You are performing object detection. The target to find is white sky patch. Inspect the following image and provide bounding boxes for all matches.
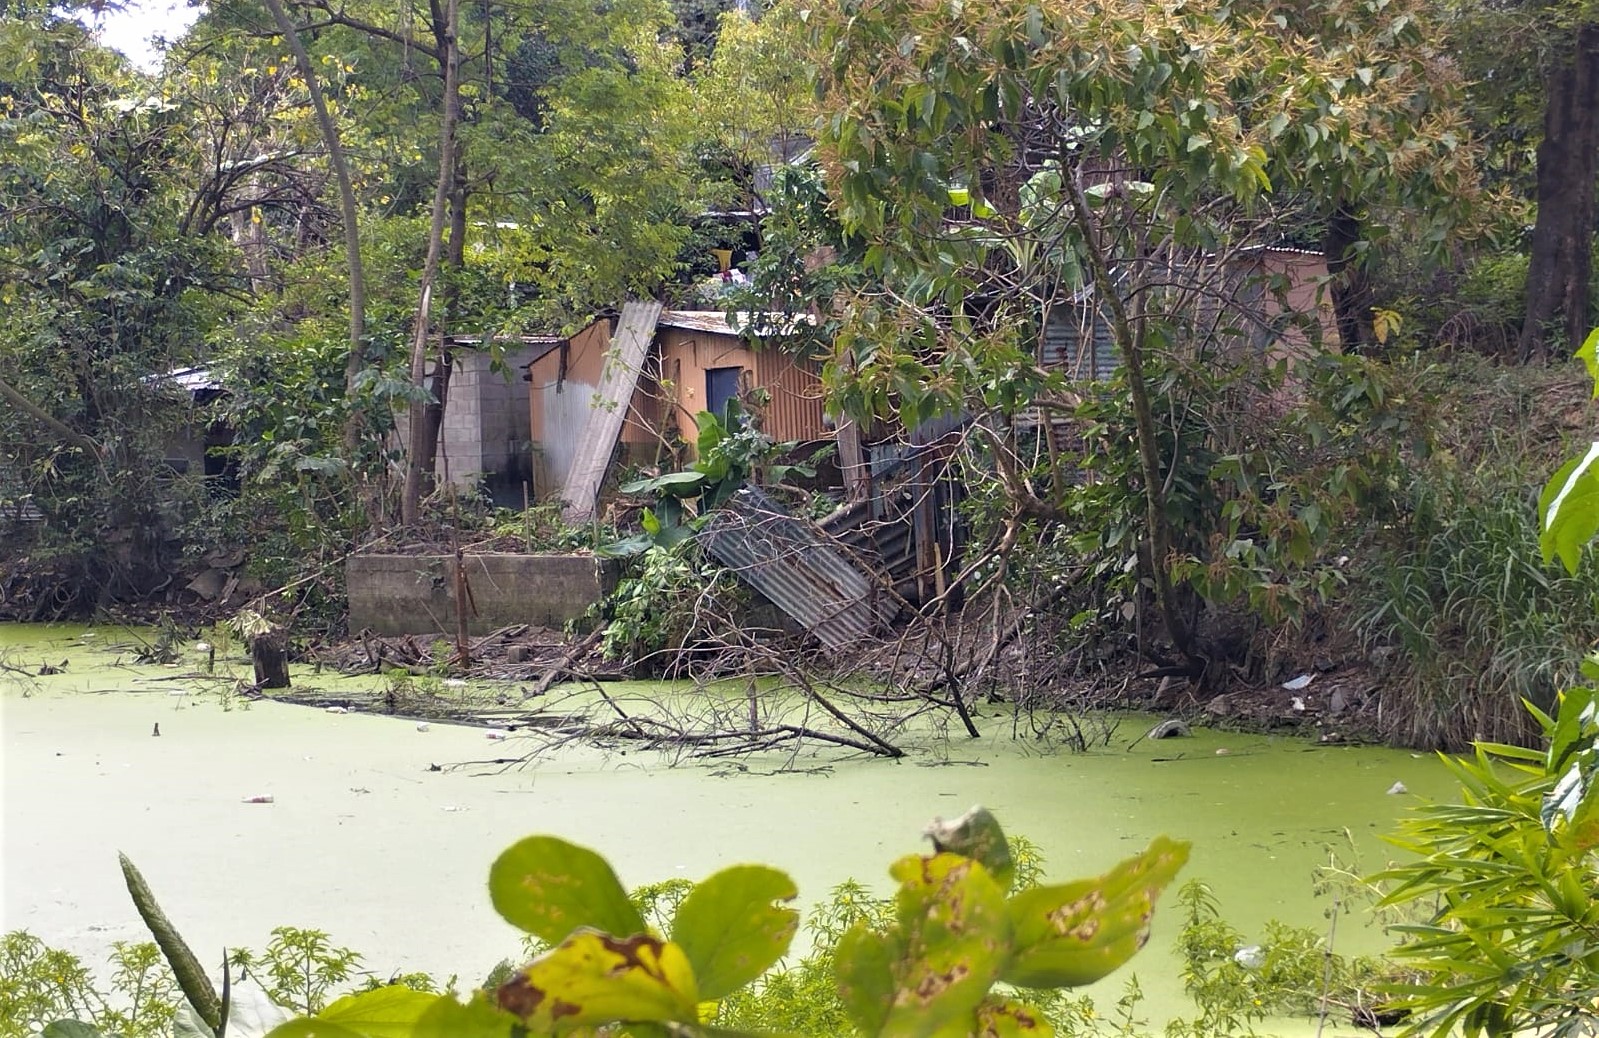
[80,0,204,72]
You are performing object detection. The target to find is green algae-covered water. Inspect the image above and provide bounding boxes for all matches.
[0,623,1458,1031]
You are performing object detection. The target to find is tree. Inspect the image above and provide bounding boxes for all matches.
[808,0,1482,666]
[0,18,223,576]
[1520,23,1599,359]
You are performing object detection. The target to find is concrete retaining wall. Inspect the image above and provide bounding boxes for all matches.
[347,553,619,636]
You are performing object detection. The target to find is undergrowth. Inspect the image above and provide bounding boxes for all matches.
[1353,468,1599,749]
[2,838,1393,1038]
[1255,355,1599,750]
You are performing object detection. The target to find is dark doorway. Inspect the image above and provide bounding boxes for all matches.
[706,366,743,422]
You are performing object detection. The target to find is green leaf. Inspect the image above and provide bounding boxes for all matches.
[924,806,1015,890]
[263,1022,369,1038]
[1577,327,1599,397]
[172,1007,214,1038]
[834,922,898,1036]
[119,854,222,1034]
[620,471,707,497]
[410,995,521,1038]
[854,853,1011,1037]
[42,1023,105,1038]
[299,988,440,1038]
[1003,835,1189,988]
[489,836,646,943]
[695,411,729,456]
[1539,443,1599,573]
[974,997,1056,1037]
[494,931,699,1031]
[670,865,799,999]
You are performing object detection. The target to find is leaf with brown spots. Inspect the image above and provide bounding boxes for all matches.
[837,852,1011,1036]
[488,836,646,944]
[1002,836,1189,989]
[495,930,699,1032]
[975,995,1056,1038]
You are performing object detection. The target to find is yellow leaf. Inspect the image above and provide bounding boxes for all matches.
[495,931,698,1032]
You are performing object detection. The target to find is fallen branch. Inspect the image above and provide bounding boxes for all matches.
[530,627,606,697]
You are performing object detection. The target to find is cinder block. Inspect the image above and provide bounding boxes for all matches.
[347,554,621,636]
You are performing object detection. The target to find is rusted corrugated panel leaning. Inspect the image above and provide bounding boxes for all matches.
[700,487,894,652]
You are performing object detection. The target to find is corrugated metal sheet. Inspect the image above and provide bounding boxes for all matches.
[1044,301,1118,380]
[701,487,894,651]
[562,300,663,523]
[659,310,818,336]
[145,366,223,392]
[659,310,735,334]
[749,349,827,441]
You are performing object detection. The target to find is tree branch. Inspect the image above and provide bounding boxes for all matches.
[0,377,99,456]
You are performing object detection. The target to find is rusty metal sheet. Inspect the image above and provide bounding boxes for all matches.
[701,488,894,651]
[561,300,663,523]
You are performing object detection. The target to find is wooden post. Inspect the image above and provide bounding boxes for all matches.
[250,632,290,689]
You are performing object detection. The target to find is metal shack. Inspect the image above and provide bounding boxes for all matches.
[525,309,828,509]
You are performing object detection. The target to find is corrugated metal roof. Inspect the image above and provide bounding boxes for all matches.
[145,366,224,392]
[659,311,817,337]
[445,333,565,346]
[701,487,894,651]
[1236,244,1326,258]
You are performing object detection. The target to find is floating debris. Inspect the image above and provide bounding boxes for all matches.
[416,722,431,732]
[241,794,274,804]
[1148,719,1192,740]
[1387,781,1408,795]
[1282,674,1315,691]
[325,706,349,714]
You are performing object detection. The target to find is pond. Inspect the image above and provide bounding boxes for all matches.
[0,623,1459,1030]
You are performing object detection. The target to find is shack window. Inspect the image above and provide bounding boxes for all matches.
[706,366,743,422]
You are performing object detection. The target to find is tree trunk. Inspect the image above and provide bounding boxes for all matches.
[260,0,367,453]
[251,632,291,689]
[1062,168,1196,666]
[420,160,470,488]
[418,352,453,483]
[1323,202,1376,352]
[1520,23,1599,361]
[400,0,462,525]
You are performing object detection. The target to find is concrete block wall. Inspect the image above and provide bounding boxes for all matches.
[436,347,541,488]
[347,553,621,636]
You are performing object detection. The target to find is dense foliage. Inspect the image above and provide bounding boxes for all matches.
[0,0,1596,751]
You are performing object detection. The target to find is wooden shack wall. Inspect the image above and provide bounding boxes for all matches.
[527,319,667,499]
[653,326,828,448]
[1248,250,1338,360]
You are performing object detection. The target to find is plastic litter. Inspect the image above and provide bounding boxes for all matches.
[242,795,274,804]
[1282,674,1315,691]
[1387,781,1408,795]
[416,722,431,732]
[325,706,348,714]
[485,729,510,741]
